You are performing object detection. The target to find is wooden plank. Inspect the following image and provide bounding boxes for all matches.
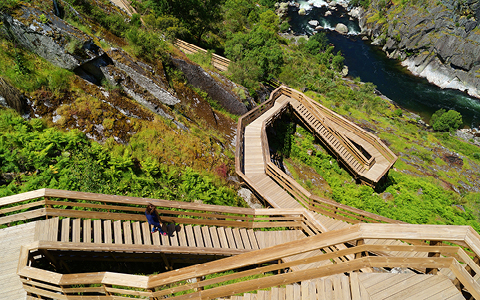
[209,227,221,248]
[114,220,123,244]
[177,225,188,247]
[194,226,204,248]
[104,220,112,244]
[267,287,276,300]
[308,281,316,300]
[301,280,309,300]
[324,278,333,300]
[217,227,229,248]
[350,273,361,300]
[48,217,59,241]
[132,222,143,245]
[316,279,326,300]
[123,221,133,245]
[202,226,213,248]
[391,274,452,300]
[247,229,259,249]
[240,228,252,250]
[293,283,301,299]
[233,228,244,249]
[185,225,195,247]
[83,219,91,243]
[225,227,237,249]
[61,218,70,242]
[286,285,294,300]
[365,273,416,295]
[370,274,431,298]
[142,222,151,246]
[340,275,351,300]
[152,230,161,246]
[168,224,179,246]
[93,219,102,244]
[72,218,81,243]
[34,219,46,241]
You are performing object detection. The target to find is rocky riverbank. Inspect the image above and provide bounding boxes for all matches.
[354,0,480,99]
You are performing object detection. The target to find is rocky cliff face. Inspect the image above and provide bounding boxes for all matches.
[0,3,246,143]
[357,0,480,98]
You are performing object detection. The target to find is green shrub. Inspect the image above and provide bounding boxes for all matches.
[39,14,49,24]
[430,109,463,132]
[0,0,20,12]
[279,21,289,32]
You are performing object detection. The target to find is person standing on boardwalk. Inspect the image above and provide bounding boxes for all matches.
[145,203,167,235]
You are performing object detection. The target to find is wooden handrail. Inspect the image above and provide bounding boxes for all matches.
[309,99,397,163]
[17,223,480,299]
[0,189,325,234]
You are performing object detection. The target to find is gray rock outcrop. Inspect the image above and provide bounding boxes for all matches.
[0,6,102,71]
[172,57,249,115]
[356,1,480,98]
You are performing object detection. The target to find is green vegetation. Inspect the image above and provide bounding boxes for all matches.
[430,108,463,132]
[274,124,479,231]
[0,108,243,206]
[0,39,73,95]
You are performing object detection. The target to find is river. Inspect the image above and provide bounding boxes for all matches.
[287,3,480,128]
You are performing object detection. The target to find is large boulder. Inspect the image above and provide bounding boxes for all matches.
[0,6,103,70]
[335,23,349,34]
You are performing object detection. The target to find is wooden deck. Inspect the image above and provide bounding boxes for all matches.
[230,273,464,300]
[33,217,313,255]
[0,222,36,300]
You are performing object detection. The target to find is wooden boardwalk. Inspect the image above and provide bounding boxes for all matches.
[33,217,318,257]
[0,222,36,300]
[230,273,464,300]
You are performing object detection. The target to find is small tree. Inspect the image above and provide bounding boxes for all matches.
[430,109,463,132]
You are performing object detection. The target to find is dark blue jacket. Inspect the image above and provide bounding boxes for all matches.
[145,211,160,226]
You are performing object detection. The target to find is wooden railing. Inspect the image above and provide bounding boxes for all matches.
[0,189,324,236]
[174,39,230,72]
[17,223,480,299]
[309,99,397,164]
[295,91,372,172]
[235,86,401,225]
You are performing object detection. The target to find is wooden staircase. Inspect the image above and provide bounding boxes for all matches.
[291,99,366,175]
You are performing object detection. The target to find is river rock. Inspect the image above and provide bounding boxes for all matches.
[275,2,289,18]
[0,6,103,71]
[298,8,306,16]
[335,23,349,34]
[308,20,319,27]
[325,11,332,17]
[315,26,324,31]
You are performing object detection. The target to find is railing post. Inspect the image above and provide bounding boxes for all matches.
[355,239,367,261]
[44,196,50,219]
[426,240,441,274]
[194,277,203,292]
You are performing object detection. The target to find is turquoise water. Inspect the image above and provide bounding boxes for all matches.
[288,5,480,128]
